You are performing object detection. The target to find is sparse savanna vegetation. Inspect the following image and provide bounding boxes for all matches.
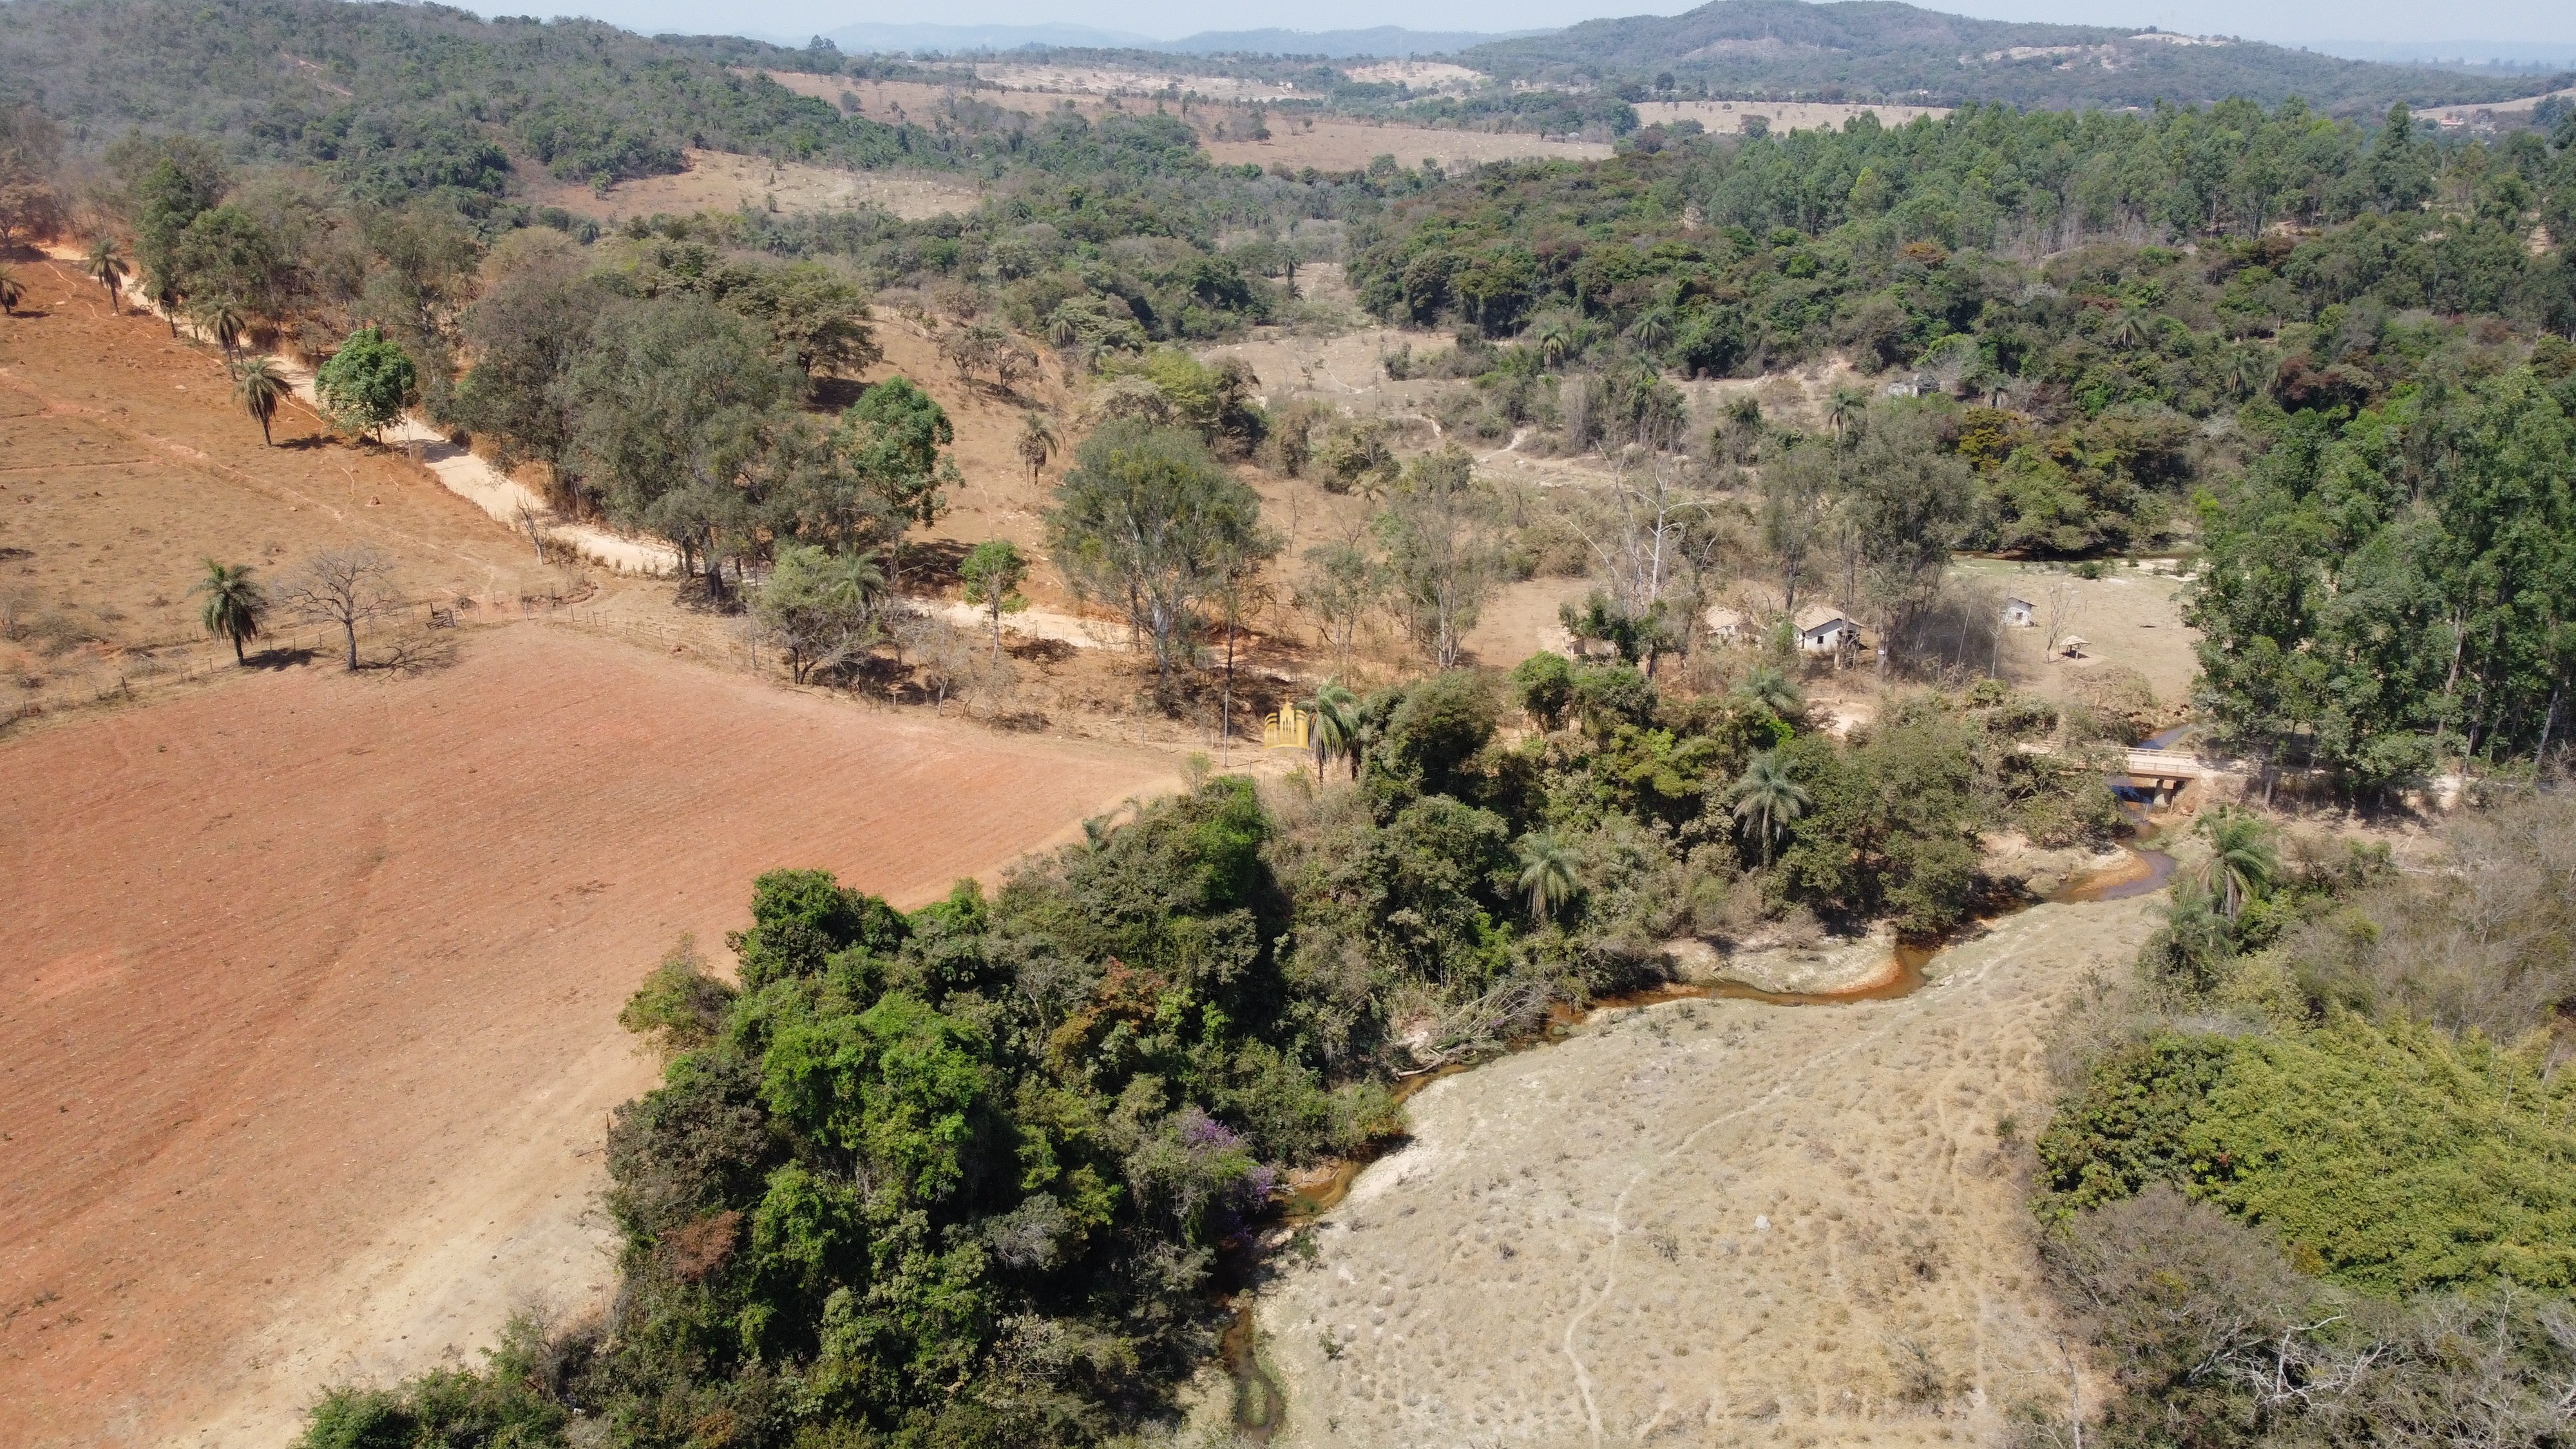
[10,1,2576,1446]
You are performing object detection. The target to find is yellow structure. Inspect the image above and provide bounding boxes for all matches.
[1262,702,1312,752]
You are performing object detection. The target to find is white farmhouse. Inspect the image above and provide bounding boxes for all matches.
[1795,605,1858,656]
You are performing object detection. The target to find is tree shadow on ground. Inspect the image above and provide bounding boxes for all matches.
[362,634,460,676]
[899,537,973,591]
[243,644,319,670]
[1007,638,1077,667]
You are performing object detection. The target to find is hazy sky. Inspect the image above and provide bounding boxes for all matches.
[463,0,2576,49]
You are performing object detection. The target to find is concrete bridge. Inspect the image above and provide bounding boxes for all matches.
[2120,748,2220,806]
[2015,743,2240,808]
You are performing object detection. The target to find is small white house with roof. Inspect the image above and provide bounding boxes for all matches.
[1795,605,1859,656]
[2002,595,2036,627]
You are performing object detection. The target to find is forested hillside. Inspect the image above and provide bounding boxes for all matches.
[1463,0,2565,112]
[1348,99,2576,777]
[0,0,957,199]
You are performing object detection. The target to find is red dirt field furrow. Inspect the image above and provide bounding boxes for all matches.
[0,625,1176,1448]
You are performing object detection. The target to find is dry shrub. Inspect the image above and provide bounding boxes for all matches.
[2045,1185,2576,1447]
[1505,516,1590,580]
[2066,664,2161,746]
[0,590,106,656]
[2275,789,2576,1045]
[662,1209,741,1284]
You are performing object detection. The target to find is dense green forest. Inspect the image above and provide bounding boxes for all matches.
[1461,0,2566,113]
[299,655,2126,1448]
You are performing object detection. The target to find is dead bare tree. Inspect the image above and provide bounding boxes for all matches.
[280,547,399,670]
[1566,448,1731,674]
[2040,575,2082,668]
[513,502,548,564]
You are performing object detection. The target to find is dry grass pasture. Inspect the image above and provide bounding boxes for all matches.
[1630,100,1953,134]
[1245,893,2159,1448]
[1956,558,2202,708]
[755,70,1609,175]
[519,147,982,221]
[971,63,1302,101]
[1,258,564,717]
[1201,117,1612,173]
[0,625,1177,1448]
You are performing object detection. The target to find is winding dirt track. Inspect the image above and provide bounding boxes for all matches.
[0,627,1174,1448]
[1254,895,2160,1448]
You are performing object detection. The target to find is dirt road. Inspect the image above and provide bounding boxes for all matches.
[0,626,1176,1448]
[1248,893,2160,1447]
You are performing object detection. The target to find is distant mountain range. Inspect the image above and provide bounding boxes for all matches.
[1458,0,2564,113]
[784,2,2566,115]
[2307,40,2576,71]
[818,23,1541,58]
[817,23,1157,53]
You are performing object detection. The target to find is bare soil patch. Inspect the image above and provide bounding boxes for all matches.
[0,625,1176,1448]
[0,258,564,721]
[519,147,981,222]
[1242,893,2160,1447]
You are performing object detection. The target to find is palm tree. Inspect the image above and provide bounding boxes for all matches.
[2195,808,2279,920]
[1516,831,1579,923]
[1826,387,1867,442]
[191,559,267,663]
[1726,751,1810,868]
[1015,412,1059,485]
[194,296,247,366]
[0,263,21,316]
[2106,309,2148,350]
[1307,679,1360,782]
[84,236,127,314]
[1730,665,1804,720]
[148,270,182,337]
[1531,319,1572,368]
[234,356,290,446]
[2218,349,2257,398]
[1629,307,1675,352]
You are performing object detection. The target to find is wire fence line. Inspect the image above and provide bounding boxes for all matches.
[2,595,571,728]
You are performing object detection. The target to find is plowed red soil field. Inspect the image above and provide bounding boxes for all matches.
[0,626,1175,1448]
